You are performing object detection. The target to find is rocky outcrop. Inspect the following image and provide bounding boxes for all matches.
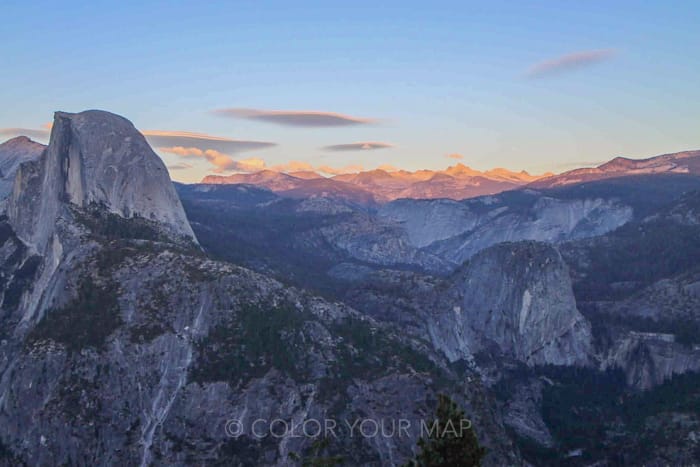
[604,332,700,390]
[7,110,196,251]
[0,136,45,204]
[319,214,453,275]
[378,198,479,248]
[381,194,632,264]
[531,149,700,188]
[501,379,554,448]
[428,242,593,367]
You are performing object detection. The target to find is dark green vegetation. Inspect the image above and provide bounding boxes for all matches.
[190,302,315,385]
[128,322,170,344]
[407,394,486,467]
[179,194,350,296]
[27,276,121,352]
[0,216,14,244]
[2,254,41,311]
[567,221,700,301]
[288,438,345,467]
[72,203,200,252]
[546,174,700,218]
[0,439,23,465]
[0,219,35,328]
[585,308,700,347]
[214,437,276,466]
[190,301,441,392]
[73,204,167,242]
[565,189,700,302]
[506,367,700,466]
[320,316,439,399]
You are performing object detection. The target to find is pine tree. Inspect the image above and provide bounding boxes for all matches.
[407,394,486,467]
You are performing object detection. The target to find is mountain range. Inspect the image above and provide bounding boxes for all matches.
[1,111,700,466]
[202,164,551,204]
[200,150,700,205]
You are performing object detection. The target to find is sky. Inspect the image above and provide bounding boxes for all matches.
[1,1,699,183]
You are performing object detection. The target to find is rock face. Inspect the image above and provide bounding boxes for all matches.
[7,110,196,251]
[381,194,633,263]
[378,198,478,248]
[0,136,45,202]
[318,213,453,275]
[531,149,700,188]
[604,332,700,390]
[500,378,554,448]
[429,242,593,366]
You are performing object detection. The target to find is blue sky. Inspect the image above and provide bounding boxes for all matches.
[1,1,699,182]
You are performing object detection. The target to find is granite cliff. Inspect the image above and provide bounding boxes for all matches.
[7,110,196,252]
[428,242,593,367]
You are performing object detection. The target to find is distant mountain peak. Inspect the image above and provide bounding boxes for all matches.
[1,135,41,146]
[198,162,554,202]
[532,149,700,189]
[443,163,482,177]
[598,156,638,172]
[288,170,322,179]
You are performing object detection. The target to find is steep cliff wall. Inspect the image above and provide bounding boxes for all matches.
[428,241,593,367]
[7,110,196,251]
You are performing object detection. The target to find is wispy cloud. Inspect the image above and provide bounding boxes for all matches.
[213,108,377,127]
[525,49,616,78]
[446,153,464,160]
[158,146,258,172]
[554,159,608,170]
[159,141,368,176]
[270,160,315,172]
[167,162,194,171]
[272,160,367,175]
[142,130,275,153]
[0,127,50,140]
[323,141,393,151]
[230,157,267,172]
[158,146,205,158]
[377,164,399,172]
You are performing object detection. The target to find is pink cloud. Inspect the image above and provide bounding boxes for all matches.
[525,49,616,78]
[0,127,50,140]
[323,141,393,152]
[213,108,377,127]
[142,130,275,153]
[159,145,249,172]
[158,146,204,157]
[167,162,194,171]
[160,145,367,176]
[270,160,316,172]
